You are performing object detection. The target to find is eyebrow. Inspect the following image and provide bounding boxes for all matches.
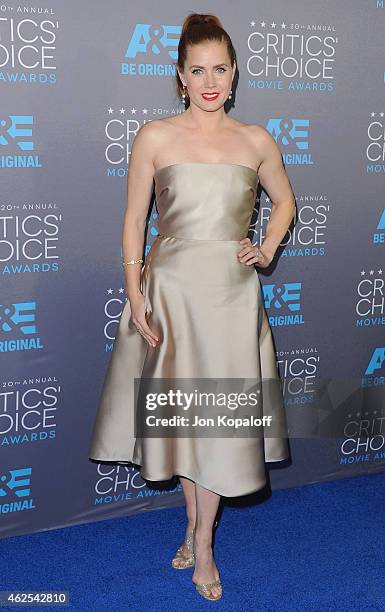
[189,63,229,69]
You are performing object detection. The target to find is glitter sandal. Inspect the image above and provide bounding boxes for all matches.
[171,528,195,569]
[195,576,222,601]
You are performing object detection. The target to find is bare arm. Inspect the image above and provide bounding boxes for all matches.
[122,121,157,300]
[253,126,296,260]
[120,121,161,347]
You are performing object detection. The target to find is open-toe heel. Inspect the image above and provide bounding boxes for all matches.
[192,527,222,601]
[171,528,195,569]
[195,576,222,601]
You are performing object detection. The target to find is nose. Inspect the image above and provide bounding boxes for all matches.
[204,72,217,88]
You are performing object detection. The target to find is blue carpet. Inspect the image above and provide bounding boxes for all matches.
[1,471,384,611]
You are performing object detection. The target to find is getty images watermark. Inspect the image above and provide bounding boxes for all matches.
[133,378,289,439]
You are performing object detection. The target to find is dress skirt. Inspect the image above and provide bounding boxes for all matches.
[88,234,289,497]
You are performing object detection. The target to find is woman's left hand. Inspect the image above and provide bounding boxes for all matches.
[237,237,273,269]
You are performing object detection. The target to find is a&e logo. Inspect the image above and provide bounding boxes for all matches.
[0,301,44,352]
[373,208,385,244]
[0,467,36,514]
[364,347,385,381]
[122,23,181,76]
[266,118,313,166]
[0,115,42,168]
[262,281,304,327]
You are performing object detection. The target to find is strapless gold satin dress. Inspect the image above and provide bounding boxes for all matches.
[88,163,289,497]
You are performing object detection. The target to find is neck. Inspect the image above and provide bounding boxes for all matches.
[183,103,228,133]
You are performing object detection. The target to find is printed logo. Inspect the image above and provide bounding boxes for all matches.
[277,346,320,406]
[366,112,385,174]
[262,281,304,326]
[247,20,338,93]
[102,289,126,352]
[105,106,150,172]
[373,208,385,244]
[249,193,329,257]
[0,13,58,84]
[340,410,385,466]
[356,269,384,326]
[122,24,181,76]
[266,118,313,165]
[364,347,385,377]
[0,379,59,445]
[0,214,62,274]
[92,464,181,504]
[0,115,42,168]
[0,467,35,514]
[338,350,385,465]
[0,301,43,352]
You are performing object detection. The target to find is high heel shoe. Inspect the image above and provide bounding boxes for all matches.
[171,528,195,569]
[192,532,222,601]
[195,576,222,601]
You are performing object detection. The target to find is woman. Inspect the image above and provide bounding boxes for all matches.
[89,12,295,602]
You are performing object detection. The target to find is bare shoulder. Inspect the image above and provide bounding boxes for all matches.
[243,123,281,159]
[134,118,167,143]
[243,123,276,146]
[130,118,172,167]
[134,116,177,150]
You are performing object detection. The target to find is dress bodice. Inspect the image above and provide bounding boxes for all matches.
[154,163,259,240]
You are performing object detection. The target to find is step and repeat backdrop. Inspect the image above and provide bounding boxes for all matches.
[1,1,384,538]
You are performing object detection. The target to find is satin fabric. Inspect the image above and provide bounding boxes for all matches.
[88,163,289,497]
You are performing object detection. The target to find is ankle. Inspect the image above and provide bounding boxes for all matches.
[194,533,213,550]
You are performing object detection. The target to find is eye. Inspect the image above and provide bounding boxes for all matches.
[191,67,227,75]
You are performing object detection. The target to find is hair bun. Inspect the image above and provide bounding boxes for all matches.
[182,13,223,34]
[191,17,208,25]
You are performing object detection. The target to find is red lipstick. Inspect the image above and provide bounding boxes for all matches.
[201,92,220,101]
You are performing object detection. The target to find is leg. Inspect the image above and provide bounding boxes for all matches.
[180,475,197,533]
[192,483,221,599]
[172,476,197,568]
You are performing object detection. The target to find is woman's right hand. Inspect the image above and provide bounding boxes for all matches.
[129,292,159,348]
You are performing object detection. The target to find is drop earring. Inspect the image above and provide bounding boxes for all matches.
[228,89,232,100]
[181,85,187,105]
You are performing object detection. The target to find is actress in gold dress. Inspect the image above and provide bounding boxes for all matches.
[89,12,295,602]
